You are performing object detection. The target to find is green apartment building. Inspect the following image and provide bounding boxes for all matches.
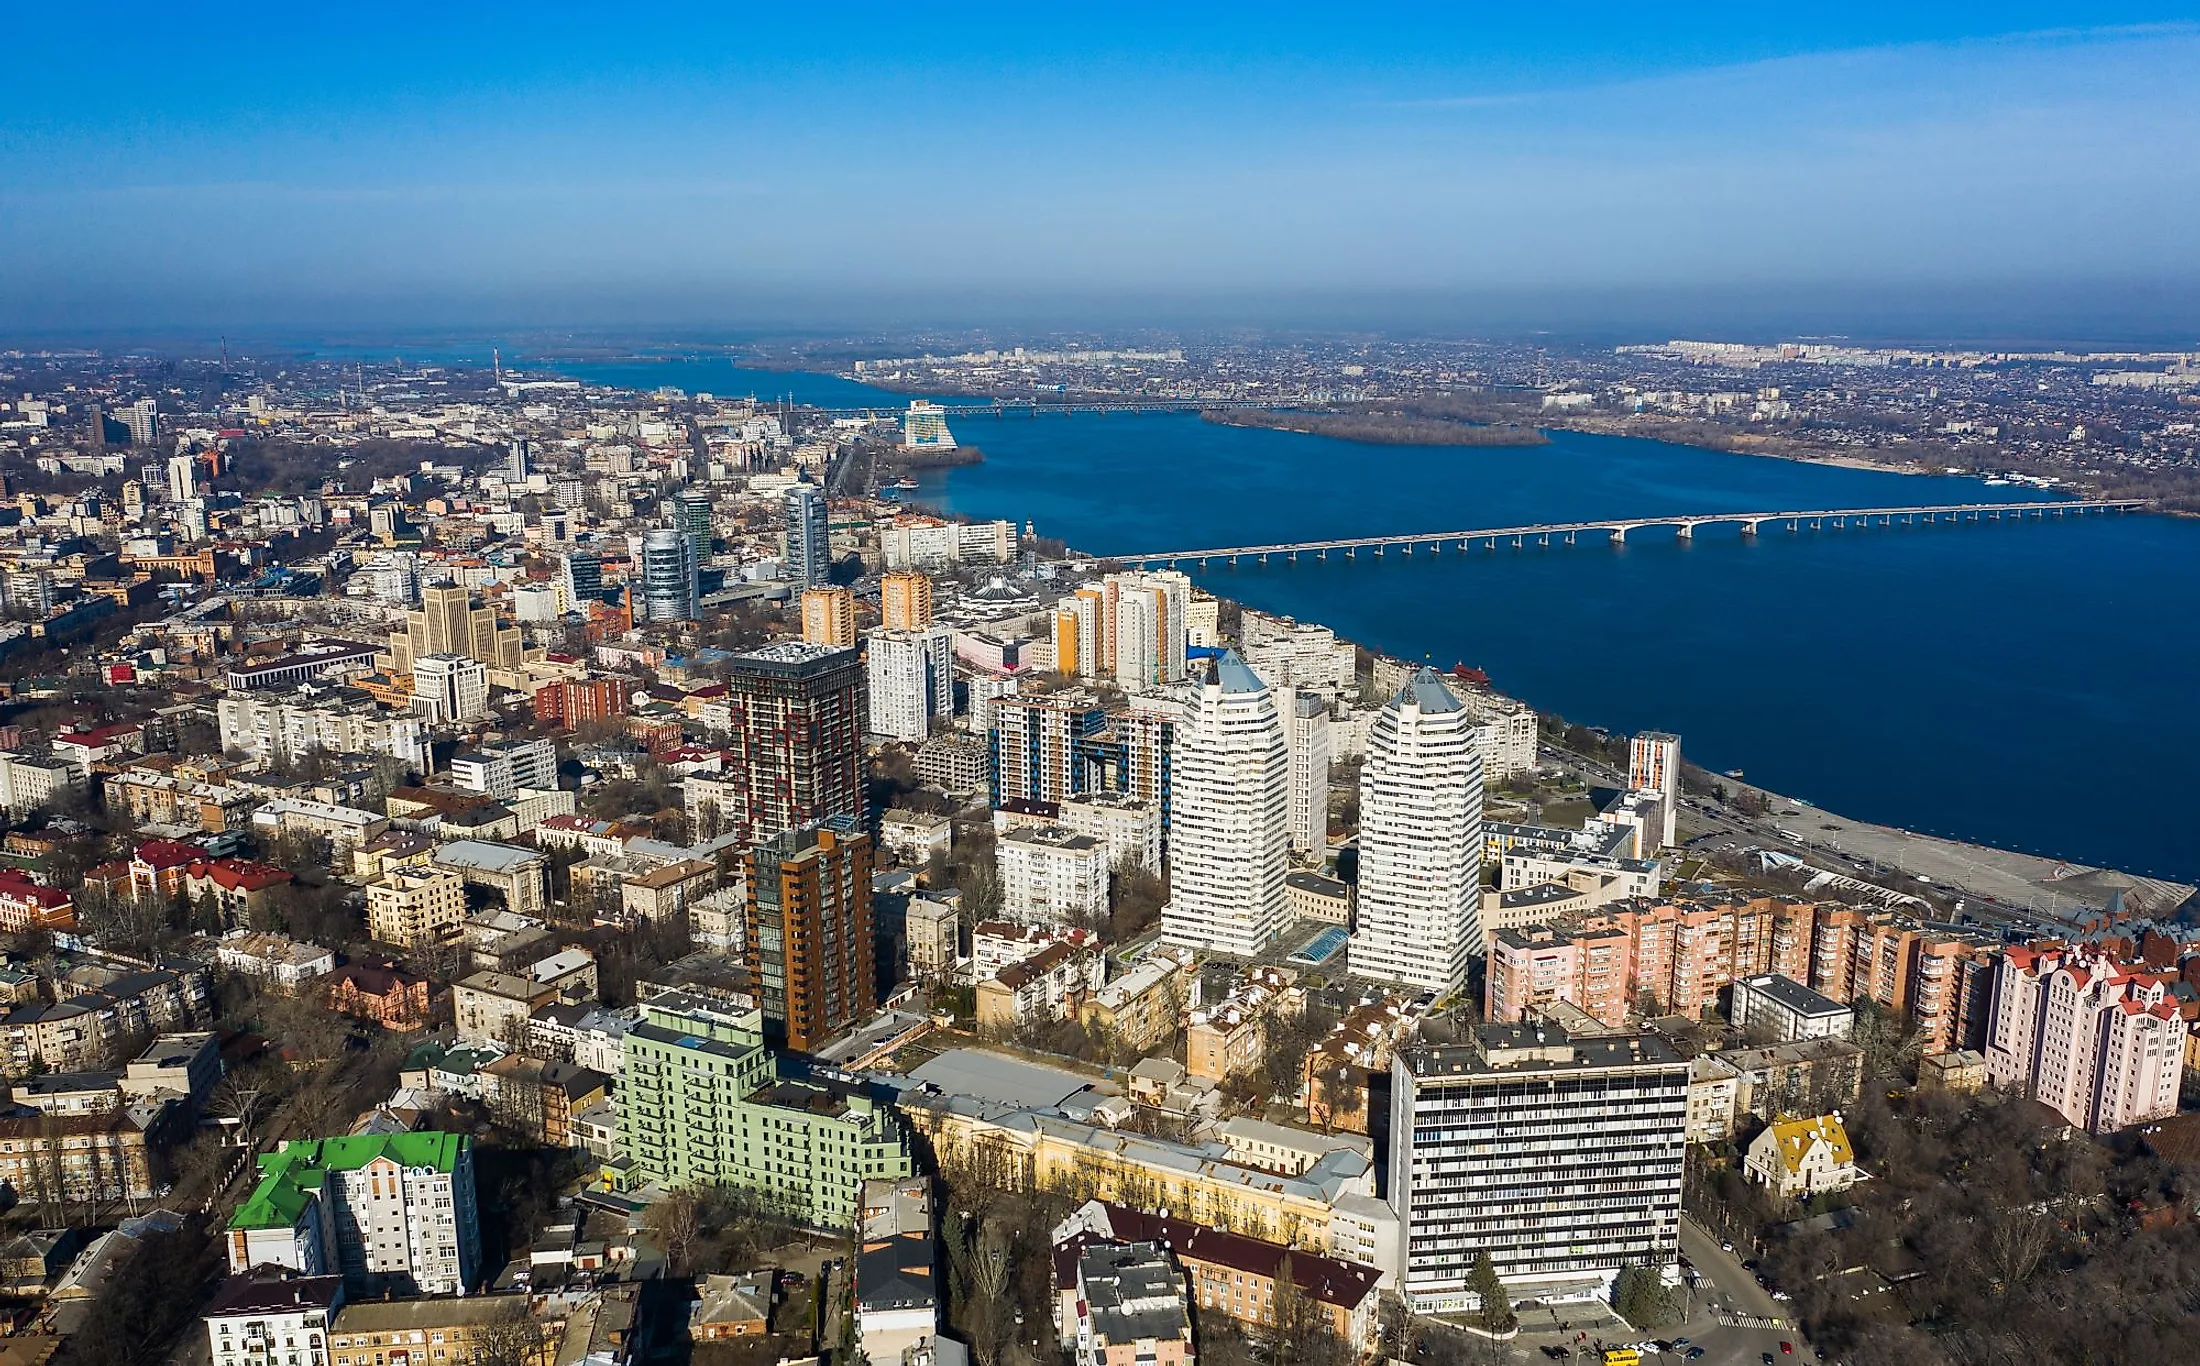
[620,991,911,1228]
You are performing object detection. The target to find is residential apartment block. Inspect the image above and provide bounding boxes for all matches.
[618,992,913,1227]
[1984,944,2183,1134]
[226,1132,483,1296]
[1391,1024,1688,1311]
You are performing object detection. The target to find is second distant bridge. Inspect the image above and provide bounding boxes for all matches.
[1115,499,2145,568]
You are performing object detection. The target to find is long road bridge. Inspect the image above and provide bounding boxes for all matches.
[1114,499,2147,569]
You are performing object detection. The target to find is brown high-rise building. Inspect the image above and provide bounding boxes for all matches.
[745,815,874,1052]
[724,642,865,843]
[880,572,934,631]
[388,582,525,673]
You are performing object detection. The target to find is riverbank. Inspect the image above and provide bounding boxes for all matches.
[1201,407,1547,447]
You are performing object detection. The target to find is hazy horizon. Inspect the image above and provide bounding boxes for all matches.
[6,5,2199,340]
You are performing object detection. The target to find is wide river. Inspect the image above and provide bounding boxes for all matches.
[550,358,2200,883]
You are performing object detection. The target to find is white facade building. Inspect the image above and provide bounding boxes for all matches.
[412,653,489,724]
[1161,653,1287,958]
[1060,792,1162,872]
[1351,669,1485,997]
[1729,973,1855,1043]
[1282,692,1331,854]
[1106,570,1191,688]
[996,824,1109,926]
[1628,731,1681,850]
[450,738,558,799]
[1391,1025,1688,1311]
[867,626,956,743]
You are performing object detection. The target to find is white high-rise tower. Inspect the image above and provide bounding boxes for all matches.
[1160,652,1288,958]
[1350,668,1485,997]
[1283,692,1331,854]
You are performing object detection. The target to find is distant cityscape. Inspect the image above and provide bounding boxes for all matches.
[0,335,2186,1366]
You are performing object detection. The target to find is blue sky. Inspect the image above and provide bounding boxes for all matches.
[3,4,2197,331]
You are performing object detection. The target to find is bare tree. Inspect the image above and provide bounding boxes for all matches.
[647,1187,703,1277]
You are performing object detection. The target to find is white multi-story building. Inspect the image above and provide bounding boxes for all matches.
[1461,692,1538,781]
[411,653,489,724]
[867,626,956,743]
[225,1132,483,1297]
[1242,612,1353,698]
[1060,792,1162,872]
[1729,973,1854,1043]
[1351,669,1484,997]
[997,824,1109,926]
[1391,1024,1688,1312]
[1628,731,1681,850]
[1282,692,1331,854]
[215,694,430,770]
[1106,570,1191,689]
[204,1274,345,1366]
[1161,653,1287,958]
[0,752,80,816]
[450,738,558,799]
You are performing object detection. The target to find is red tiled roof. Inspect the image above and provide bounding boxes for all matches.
[134,839,205,870]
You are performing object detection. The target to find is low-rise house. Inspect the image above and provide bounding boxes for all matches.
[856,1177,939,1366]
[1055,1201,1380,1357]
[0,1110,156,1203]
[0,871,73,934]
[119,1031,222,1115]
[215,930,335,991]
[1058,1240,1194,1366]
[327,1293,557,1366]
[1079,948,1198,1053]
[976,938,1105,1033]
[326,963,431,1031]
[455,971,560,1047]
[618,858,717,925]
[203,1274,346,1366]
[878,810,953,866]
[1301,995,1421,1136]
[181,858,295,926]
[1745,1113,1862,1199]
[1186,966,1303,1086]
[693,1271,775,1341]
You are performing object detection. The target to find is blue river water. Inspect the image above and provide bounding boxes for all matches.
[545,357,2200,883]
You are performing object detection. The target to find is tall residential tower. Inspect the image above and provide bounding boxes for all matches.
[1351,669,1485,997]
[1160,653,1287,958]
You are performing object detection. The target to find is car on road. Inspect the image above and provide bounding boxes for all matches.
[1763,1355,1776,1365]
[1685,1352,1705,1362]
[1781,1345,1793,1356]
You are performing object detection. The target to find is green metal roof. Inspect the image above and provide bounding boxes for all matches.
[228,1131,468,1232]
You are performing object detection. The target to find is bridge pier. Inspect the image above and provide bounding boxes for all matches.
[1741,521,1759,538]
[1566,531,1576,545]
[1608,527,1627,544]
[1676,523,1694,540]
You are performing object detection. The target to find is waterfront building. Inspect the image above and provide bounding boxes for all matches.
[619,991,912,1227]
[1983,944,2182,1134]
[641,527,699,622]
[1242,612,1354,698]
[1390,1023,1687,1311]
[226,1132,482,1296]
[880,571,935,629]
[902,400,958,451]
[1350,669,1484,998]
[745,815,874,1052]
[1161,653,1288,958]
[866,625,955,743]
[1283,692,1331,854]
[723,642,866,843]
[803,585,858,646]
[1628,731,1681,850]
[785,480,831,587]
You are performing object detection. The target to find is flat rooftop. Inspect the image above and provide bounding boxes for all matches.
[907,1047,1110,1110]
